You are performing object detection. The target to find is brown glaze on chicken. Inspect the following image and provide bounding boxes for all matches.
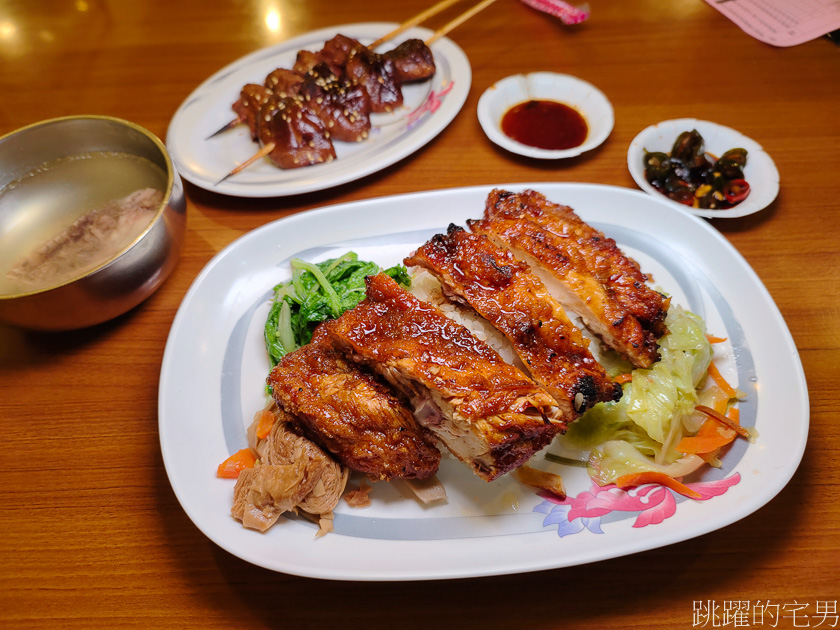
[469,189,669,368]
[263,68,304,96]
[268,327,441,481]
[256,95,336,169]
[323,273,562,482]
[345,47,402,113]
[383,38,436,83]
[299,64,371,142]
[231,84,275,141]
[405,225,622,421]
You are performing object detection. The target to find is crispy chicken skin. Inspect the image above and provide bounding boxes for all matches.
[323,273,562,482]
[469,189,669,368]
[268,327,441,481]
[405,225,622,420]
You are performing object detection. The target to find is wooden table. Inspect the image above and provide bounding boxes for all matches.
[2,0,838,627]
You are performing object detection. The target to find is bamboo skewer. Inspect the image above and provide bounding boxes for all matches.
[368,0,463,49]
[425,0,500,44]
[216,142,276,185]
[215,0,498,185]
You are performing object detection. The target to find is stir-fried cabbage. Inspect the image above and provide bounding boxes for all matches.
[562,305,714,482]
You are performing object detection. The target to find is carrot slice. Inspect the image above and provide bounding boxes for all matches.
[705,333,728,344]
[216,448,256,479]
[615,471,703,499]
[706,361,739,399]
[677,422,736,454]
[255,408,276,440]
[696,404,751,439]
[613,373,633,384]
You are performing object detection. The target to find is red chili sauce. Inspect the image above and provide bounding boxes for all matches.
[500,100,588,151]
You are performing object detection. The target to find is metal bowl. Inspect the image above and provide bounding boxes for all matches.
[0,116,186,330]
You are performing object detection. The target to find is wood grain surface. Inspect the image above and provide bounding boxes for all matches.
[1,0,838,628]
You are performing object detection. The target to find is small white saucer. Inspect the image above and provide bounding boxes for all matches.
[627,118,780,219]
[477,72,614,159]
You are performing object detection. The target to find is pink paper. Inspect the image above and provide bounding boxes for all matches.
[705,0,840,47]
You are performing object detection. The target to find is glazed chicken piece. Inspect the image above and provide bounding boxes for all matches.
[383,38,436,83]
[323,273,562,482]
[292,34,363,77]
[230,83,275,141]
[345,46,403,113]
[299,63,371,142]
[263,68,304,96]
[469,189,669,368]
[255,95,336,169]
[232,407,347,532]
[405,225,622,422]
[268,327,441,481]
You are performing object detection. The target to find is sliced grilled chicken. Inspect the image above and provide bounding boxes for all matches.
[469,189,669,368]
[268,327,441,481]
[323,273,562,482]
[405,224,622,421]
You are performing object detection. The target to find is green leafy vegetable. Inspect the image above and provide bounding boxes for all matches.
[264,252,410,368]
[558,305,714,480]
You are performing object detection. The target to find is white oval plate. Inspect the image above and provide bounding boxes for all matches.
[477,72,614,159]
[627,118,780,219]
[166,23,470,197]
[159,183,808,581]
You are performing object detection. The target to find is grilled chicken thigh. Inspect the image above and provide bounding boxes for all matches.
[323,273,562,482]
[469,189,669,368]
[268,327,441,481]
[405,225,622,422]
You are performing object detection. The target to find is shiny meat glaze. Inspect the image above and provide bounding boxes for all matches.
[268,327,440,480]
[323,273,561,482]
[383,39,436,83]
[345,47,402,113]
[299,64,371,142]
[231,84,274,141]
[256,95,336,169]
[469,189,669,368]
[263,68,304,96]
[404,225,622,422]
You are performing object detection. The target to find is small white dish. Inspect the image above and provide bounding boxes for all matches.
[627,118,780,219]
[477,72,614,159]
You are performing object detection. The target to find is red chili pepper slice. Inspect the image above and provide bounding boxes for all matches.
[723,179,750,204]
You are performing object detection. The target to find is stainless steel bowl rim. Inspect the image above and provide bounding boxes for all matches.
[0,115,177,300]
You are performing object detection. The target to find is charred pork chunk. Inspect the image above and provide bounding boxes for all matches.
[299,63,371,142]
[345,47,403,113]
[256,95,336,169]
[232,407,347,532]
[405,225,622,422]
[231,84,275,141]
[469,189,669,368]
[263,68,304,96]
[268,327,441,481]
[383,38,436,83]
[324,273,562,482]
